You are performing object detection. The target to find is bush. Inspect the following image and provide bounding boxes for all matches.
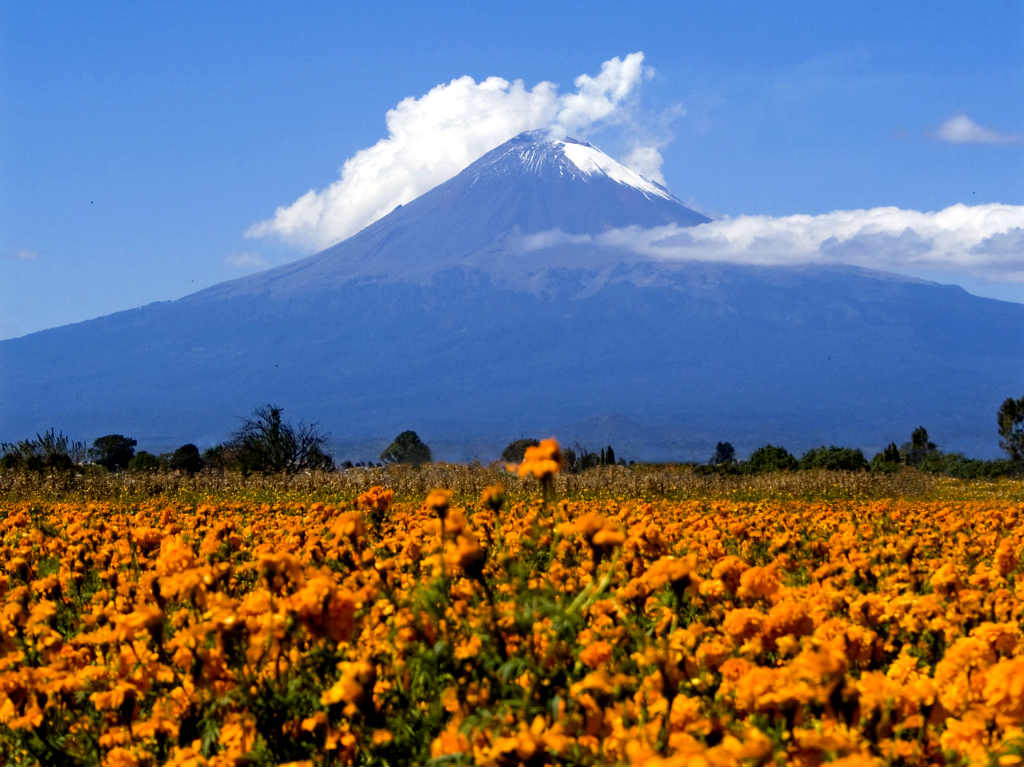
[90,434,137,472]
[1,429,85,472]
[870,442,903,473]
[227,405,333,475]
[745,444,798,473]
[501,438,539,463]
[917,452,1017,479]
[998,396,1024,464]
[128,451,161,472]
[710,441,736,467]
[799,445,869,472]
[901,426,938,467]
[169,444,204,475]
[381,431,432,466]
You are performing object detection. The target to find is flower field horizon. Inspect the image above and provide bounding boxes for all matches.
[2,460,1023,765]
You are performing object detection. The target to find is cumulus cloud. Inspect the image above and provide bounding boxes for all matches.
[622,146,667,185]
[225,252,270,270]
[519,203,1024,283]
[935,114,1020,144]
[248,53,659,251]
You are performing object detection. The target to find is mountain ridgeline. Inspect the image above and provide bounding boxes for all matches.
[1,131,1021,460]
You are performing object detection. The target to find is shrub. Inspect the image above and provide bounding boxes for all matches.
[870,442,903,473]
[228,405,333,474]
[901,426,938,467]
[501,438,539,463]
[998,396,1024,465]
[710,441,736,467]
[745,444,798,473]
[90,434,137,472]
[381,430,432,466]
[169,443,204,475]
[128,451,161,472]
[1,429,85,472]
[799,445,869,472]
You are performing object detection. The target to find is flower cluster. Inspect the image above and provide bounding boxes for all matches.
[1,489,1023,765]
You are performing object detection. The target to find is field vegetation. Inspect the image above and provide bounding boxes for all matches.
[1,446,1023,765]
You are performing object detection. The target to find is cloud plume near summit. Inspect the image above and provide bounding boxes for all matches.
[520,203,1024,284]
[248,53,656,250]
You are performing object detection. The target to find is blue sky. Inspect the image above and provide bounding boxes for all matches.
[2,0,1022,339]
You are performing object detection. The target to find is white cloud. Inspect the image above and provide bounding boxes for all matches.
[519,203,1024,283]
[14,249,39,261]
[622,145,666,185]
[935,114,1020,144]
[225,252,270,270]
[247,53,659,251]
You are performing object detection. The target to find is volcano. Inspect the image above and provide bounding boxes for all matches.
[1,131,1021,460]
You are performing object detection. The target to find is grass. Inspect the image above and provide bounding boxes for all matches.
[2,463,1021,504]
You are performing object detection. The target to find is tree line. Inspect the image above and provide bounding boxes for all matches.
[2,397,1023,478]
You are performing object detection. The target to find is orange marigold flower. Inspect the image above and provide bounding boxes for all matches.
[426,489,452,515]
[517,438,561,479]
[104,747,140,767]
[356,485,394,513]
[455,533,487,578]
[984,655,1024,719]
[321,661,376,707]
[331,511,365,540]
[480,484,505,512]
[579,640,614,669]
[736,564,780,601]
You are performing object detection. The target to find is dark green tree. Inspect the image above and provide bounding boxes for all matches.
[381,430,432,466]
[997,396,1024,464]
[798,446,869,472]
[710,441,736,466]
[501,438,539,463]
[169,443,205,475]
[901,426,938,467]
[746,444,798,473]
[870,442,903,472]
[604,445,616,466]
[128,451,161,472]
[230,405,332,474]
[90,434,137,471]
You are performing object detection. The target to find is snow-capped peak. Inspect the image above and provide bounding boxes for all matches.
[473,131,674,202]
[555,139,671,200]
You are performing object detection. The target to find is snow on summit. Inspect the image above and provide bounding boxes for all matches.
[477,130,673,201]
[556,140,671,200]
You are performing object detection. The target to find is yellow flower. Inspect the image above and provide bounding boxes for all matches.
[517,438,561,479]
[579,640,614,669]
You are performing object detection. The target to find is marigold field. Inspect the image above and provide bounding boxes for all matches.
[2,463,1024,766]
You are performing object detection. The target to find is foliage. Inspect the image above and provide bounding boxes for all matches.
[0,429,85,472]
[745,444,798,473]
[915,452,1017,479]
[226,405,333,474]
[380,430,432,466]
[901,425,938,467]
[870,441,902,473]
[798,445,869,472]
[168,443,204,475]
[501,438,539,463]
[127,450,161,472]
[710,441,735,466]
[561,444,619,473]
[90,433,137,471]
[998,396,1024,464]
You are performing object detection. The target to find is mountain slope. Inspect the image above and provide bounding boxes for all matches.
[1,132,1021,460]
[196,131,708,301]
